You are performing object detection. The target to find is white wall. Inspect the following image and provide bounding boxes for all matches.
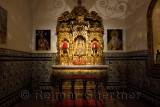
[31,0,127,53]
[125,0,151,51]
[0,0,152,53]
[0,0,33,52]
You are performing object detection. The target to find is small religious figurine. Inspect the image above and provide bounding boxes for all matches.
[76,37,85,54]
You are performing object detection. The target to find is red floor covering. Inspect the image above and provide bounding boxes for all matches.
[56,99,103,107]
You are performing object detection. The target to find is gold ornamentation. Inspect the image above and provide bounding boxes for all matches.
[56,0,104,65]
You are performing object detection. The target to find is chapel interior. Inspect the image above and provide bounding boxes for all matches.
[0,0,160,107]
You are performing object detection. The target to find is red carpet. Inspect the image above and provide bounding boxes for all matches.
[56,99,103,107]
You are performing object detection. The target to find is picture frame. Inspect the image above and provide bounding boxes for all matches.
[107,29,123,50]
[36,30,51,51]
[0,6,7,44]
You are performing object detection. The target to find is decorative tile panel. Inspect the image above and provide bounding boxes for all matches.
[126,50,160,107]
[104,52,127,90]
[0,48,159,107]
[0,48,32,106]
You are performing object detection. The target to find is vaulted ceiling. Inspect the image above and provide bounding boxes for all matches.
[30,0,147,19]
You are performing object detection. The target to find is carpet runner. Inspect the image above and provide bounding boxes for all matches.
[56,99,103,107]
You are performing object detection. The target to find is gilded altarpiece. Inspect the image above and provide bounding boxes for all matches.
[56,2,104,65]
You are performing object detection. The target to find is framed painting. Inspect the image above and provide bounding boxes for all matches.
[107,29,123,50]
[0,6,7,44]
[36,30,51,50]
